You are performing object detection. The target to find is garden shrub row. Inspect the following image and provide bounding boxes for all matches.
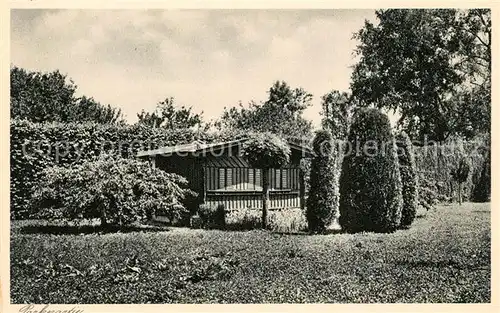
[11,118,490,224]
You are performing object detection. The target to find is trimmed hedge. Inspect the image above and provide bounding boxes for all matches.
[339,109,403,233]
[10,120,234,219]
[395,132,418,227]
[306,129,339,233]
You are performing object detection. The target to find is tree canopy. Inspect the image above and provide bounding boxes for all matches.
[351,9,491,143]
[242,132,291,170]
[320,90,360,140]
[217,81,314,140]
[136,97,205,130]
[10,65,124,124]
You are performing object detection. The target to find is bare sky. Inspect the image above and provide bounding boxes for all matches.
[11,9,377,127]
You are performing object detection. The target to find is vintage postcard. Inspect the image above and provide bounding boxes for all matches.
[1,1,497,312]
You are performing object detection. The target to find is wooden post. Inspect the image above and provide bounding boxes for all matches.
[262,168,270,229]
[150,155,156,169]
[299,168,305,211]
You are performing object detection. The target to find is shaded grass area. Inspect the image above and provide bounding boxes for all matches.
[12,219,171,235]
[11,202,490,303]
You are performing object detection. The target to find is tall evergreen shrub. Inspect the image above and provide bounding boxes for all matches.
[306,130,339,233]
[339,108,403,233]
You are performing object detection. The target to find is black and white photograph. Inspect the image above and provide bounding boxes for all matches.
[5,3,494,308]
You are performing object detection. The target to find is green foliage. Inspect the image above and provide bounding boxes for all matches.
[217,81,314,139]
[225,208,261,230]
[320,91,359,139]
[454,9,491,80]
[31,157,195,226]
[10,65,123,124]
[395,132,418,227]
[351,9,491,142]
[267,209,308,233]
[136,97,205,129]
[10,120,231,219]
[339,108,403,233]
[471,135,490,203]
[417,177,440,211]
[242,132,291,229]
[242,132,291,170]
[306,130,339,233]
[73,96,125,124]
[196,204,226,230]
[225,208,307,233]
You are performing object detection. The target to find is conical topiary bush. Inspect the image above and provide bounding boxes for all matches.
[306,129,339,233]
[339,108,403,233]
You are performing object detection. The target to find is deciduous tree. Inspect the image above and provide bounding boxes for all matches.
[351,9,491,143]
[10,65,123,124]
[218,81,314,140]
[136,97,205,129]
[320,91,359,140]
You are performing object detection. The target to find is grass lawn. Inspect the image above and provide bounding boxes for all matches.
[10,202,490,303]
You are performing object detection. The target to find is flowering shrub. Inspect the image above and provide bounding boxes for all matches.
[31,156,196,226]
